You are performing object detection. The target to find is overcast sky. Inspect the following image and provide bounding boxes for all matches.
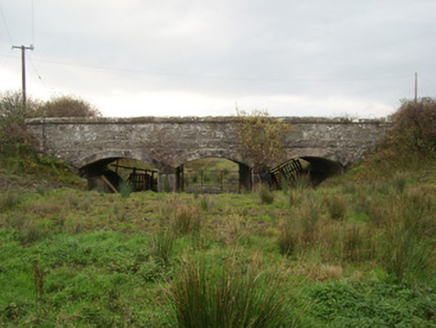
[1,0,435,118]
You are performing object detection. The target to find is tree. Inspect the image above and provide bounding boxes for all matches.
[236,109,291,173]
[34,95,101,118]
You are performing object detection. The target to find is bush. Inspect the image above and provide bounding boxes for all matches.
[0,91,38,150]
[0,91,100,155]
[33,95,101,118]
[387,97,436,157]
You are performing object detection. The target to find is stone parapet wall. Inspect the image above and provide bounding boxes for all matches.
[25,116,392,170]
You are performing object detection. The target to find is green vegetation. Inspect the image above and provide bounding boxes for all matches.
[236,109,291,173]
[0,96,435,326]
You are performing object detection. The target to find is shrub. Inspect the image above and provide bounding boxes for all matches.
[34,95,100,118]
[0,91,37,151]
[387,97,436,158]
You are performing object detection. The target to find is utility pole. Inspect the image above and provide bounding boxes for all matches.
[12,44,34,107]
[415,72,418,103]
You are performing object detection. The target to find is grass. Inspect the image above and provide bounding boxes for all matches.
[0,144,435,326]
[0,183,435,326]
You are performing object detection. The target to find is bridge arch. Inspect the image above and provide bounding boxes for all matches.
[177,156,252,193]
[272,153,345,188]
[300,157,344,186]
[175,151,250,169]
[78,151,163,193]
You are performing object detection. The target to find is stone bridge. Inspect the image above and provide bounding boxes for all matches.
[25,116,391,192]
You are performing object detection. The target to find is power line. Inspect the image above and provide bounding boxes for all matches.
[31,0,35,45]
[0,2,13,46]
[28,55,46,87]
[419,75,436,86]
[0,54,414,84]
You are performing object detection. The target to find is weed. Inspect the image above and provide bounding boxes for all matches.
[281,177,290,195]
[0,192,21,211]
[36,184,48,196]
[258,184,275,204]
[5,214,26,230]
[29,201,62,216]
[163,178,172,193]
[222,214,246,247]
[19,222,47,245]
[199,195,214,211]
[277,219,298,256]
[342,224,374,262]
[119,182,134,198]
[392,172,407,193]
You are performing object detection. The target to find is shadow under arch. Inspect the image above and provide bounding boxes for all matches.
[78,151,159,193]
[300,156,344,186]
[176,156,252,193]
[271,156,344,188]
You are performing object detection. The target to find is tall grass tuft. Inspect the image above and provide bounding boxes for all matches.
[171,205,202,235]
[379,188,435,281]
[342,224,375,262]
[168,258,296,327]
[150,230,176,265]
[324,194,347,221]
[277,220,298,256]
[258,184,275,205]
[299,197,321,245]
[291,173,311,190]
[382,226,433,282]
